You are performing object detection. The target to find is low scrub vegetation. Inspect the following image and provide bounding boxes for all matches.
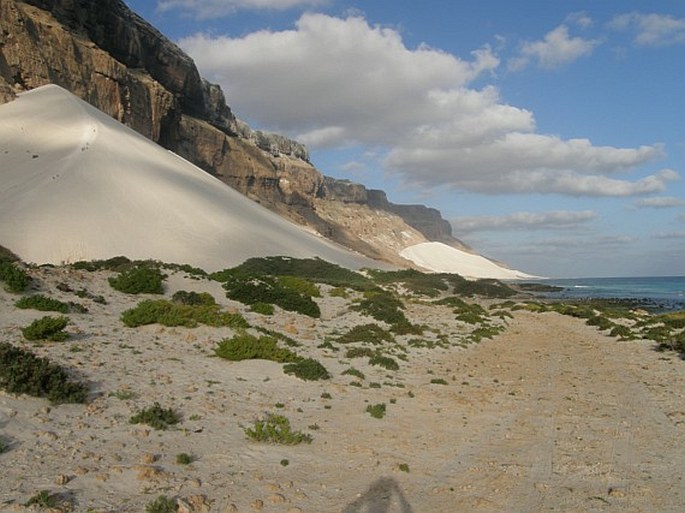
[214,256,375,291]
[367,268,448,297]
[337,323,394,345]
[366,403,386,419]
[145,495,178,513]
[0,341,88,404]
[215,333,299,363]
[244,413,312,444]
[108,264,165,294]
[283,358,330,381]
[21,315,70,341]
[0,260,30,293]
[351,290,408,326]
[15,294,70,313]
[369,354,400,371]
[129,402,180,430]
[171,290,215,306]
[121,299,248,329]
[446,275,516,298]
[219,272,321,318]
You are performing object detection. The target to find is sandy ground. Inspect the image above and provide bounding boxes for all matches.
[1,266,684,512]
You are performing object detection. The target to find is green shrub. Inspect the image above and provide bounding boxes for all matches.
[121,299,248,329]
[369,355,399,371]
[283,358,330,381]
[342,367,365,380]
[221,273,320,318]
[72,256,132,272]
[345,347,375,359]
[22,315,70,341]
[366,403,386,419]
[586,315,615,331]
[250,302,275,315]
[214,256,374,290]
[398,463,410,473]
[215,333,300,363]
[108,265,164,294]
[15,294,70,313]
[446,275,516,298]
[129,402,180,430]
[146,495,178,513]
[176,453,193,465]
[0,342,88,404]
[244,413,312,444]
[430,378,448,385]
[367,269,448,297]
[0,260,30,293]
[337,323,393,345]
[171,290,215,306]
[278,275,321,298]
[25,490,58,508]
[351,290,408,326]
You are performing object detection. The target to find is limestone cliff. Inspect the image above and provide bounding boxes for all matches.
[0,0,469,266]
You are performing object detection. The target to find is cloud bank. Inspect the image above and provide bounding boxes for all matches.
[452,210,598,234]
[180,13,672,196]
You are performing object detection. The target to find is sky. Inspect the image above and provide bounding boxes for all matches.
[123,0,685,278]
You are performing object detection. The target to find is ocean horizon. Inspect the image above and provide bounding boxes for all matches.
[525,275,685,311]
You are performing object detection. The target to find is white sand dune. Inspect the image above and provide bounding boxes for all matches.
[0,85,377,271]
[400,241,537,280]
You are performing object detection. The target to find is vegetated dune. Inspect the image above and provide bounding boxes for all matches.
[400,241,537,280]
[0,85,376,272]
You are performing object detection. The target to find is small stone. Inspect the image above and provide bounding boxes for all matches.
[139,452,158,464]
[54,474,71,485]
[269,494,287,504]
[225,504,238,513]
[73,466,89,476]
[251,499,264,510]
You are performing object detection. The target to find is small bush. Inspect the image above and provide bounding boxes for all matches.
[369,355,399,371]
[15,294,70,313]
[351,290,408,326]
[342,367,365,380]
[345,347,375,359]
[244,413,312,445]
[176,453,193,465]
[129,402,180,430]
[215,333,300,363]
[283,358,330,381]
[430,378,448,385]
[250,302,275,315]
[171,290,215,306]
[0,342,88,404]
[121,299,248,329]
[25,490,58,508]
[398,463,410,473]
[108,265,164,294]
[337,323,393,345]
[366,403,386,419]
[222,273,321,318]
[0,260,30,293]
[146,495,177,513]
[21,315,70,341]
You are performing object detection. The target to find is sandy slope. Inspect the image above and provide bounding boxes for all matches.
[400,242,536,280]
[0,85,374,272]
[1,266,683,512]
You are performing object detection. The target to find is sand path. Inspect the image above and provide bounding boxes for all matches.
[387,310,685,513]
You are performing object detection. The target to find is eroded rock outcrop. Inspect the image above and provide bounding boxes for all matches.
[0,0,469,266]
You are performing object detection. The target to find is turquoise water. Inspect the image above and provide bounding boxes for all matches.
[531,276,685,310]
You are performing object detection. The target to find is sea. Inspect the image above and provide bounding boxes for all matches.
[523,275,685,312]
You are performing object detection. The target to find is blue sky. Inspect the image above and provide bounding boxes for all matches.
[124,0,685,278]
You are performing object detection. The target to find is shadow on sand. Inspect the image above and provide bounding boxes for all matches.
[343,477,414,513]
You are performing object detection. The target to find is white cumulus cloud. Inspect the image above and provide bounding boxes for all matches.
[509,24,600,70]
[180,13,672,197]
[610,12,685,46]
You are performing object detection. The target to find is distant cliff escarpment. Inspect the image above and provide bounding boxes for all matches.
[0,0,469,265]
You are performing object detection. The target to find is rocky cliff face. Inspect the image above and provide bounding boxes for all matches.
[0,0,468,265]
